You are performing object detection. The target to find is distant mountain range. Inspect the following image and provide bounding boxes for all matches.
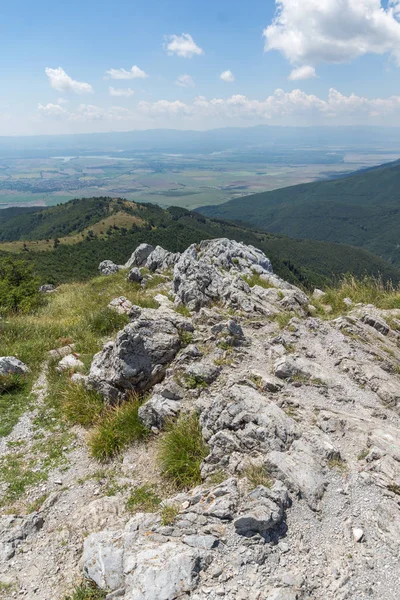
[2,126,400,157]
[198,158,400,268]
[1,197,399,287]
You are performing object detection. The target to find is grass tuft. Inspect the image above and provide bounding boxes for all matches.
[160,503,180,526]
[126,484,161,513]
[157,413,208,489]
[87,308,129,336]
[242,272,275,289]
[244,463,272,489]
[64,579,107,600]
[88,396,148,462]
[62,383,104,428]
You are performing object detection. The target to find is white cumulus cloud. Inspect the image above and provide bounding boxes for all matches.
[175,74,195,87]
[45,67,93,94]
[220,70,235,82]
[106,65,148,80]
[109,87,135,97]
[164,33,204,58]
[264,0,400,73]
[288,65,317,80]
[38,103,69,118]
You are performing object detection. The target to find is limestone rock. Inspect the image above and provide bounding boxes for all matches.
[125,244,155,269]
[99,260,119,276]
[0,356,29,376]
[127,268,143,283]
[57,354,84,373]
[146,246,180,272]
[39,284,55,293]
[108,296,134,315]
[88,311,193,400]
[138,393,182,429]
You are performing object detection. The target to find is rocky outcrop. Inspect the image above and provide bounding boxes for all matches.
[5,238,400,600]
[88,309,194,401]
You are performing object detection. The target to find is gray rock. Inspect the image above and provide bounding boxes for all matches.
[88,312,193,400]
[124,541,208,600]
[211,319,244,339]
[199,385,297,476]
[125,244,155,269]
[57,354,84,372]
[361,313,390,335]
[173,238,276,312]
[108,296,134,315]
[138,394,182,429]
[266,589,299,600]
[82,531,124,591]
[234,497,283,536]
[38,284,55,293]
[127,268,143,283]
[146,246,180,272]
[185,361,221,385]
[312,289,325,300]
[0,356,29,376]
[182,534,218,549]
[99,260,120,276]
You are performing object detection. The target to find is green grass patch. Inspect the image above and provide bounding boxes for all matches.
[160,503,180,526]
[242,272,275,289]
[273,312,293,329]
[64,579,107,600]
[174,304,191,317]
[88,397,148,462]
[61,382,104,428]
[126,484,161,512]
[244,464,272,489]
[87,308,129,336]
[157,413,209,489]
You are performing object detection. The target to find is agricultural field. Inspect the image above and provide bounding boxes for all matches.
[0,148,399,210]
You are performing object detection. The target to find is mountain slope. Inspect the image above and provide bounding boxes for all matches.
[1,197,399,288]
[197,159,400,266]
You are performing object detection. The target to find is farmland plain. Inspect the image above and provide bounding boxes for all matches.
[1,148,399,210]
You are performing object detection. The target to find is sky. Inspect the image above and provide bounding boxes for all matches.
[2,0,400,135]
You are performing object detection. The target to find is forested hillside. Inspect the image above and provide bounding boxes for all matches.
[0,197,399,289]
[197,159,400,266]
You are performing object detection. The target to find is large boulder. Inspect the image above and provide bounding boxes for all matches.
[146,246,180,272]
[88,311,193,401]
[0,357,29,376]
[125,244,155,269]
[98,260,119,276]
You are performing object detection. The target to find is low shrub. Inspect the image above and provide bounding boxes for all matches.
[157,413,208,488]
[0,256,42,315]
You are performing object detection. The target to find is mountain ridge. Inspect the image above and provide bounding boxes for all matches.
[197,158,400,267]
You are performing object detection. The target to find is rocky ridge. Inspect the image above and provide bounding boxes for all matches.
[1,238,400,600]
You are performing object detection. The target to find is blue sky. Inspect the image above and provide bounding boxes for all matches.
[2,0,400,135]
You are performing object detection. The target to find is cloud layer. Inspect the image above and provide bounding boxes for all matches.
[45,67,93,94]
[164,34,204,58]
[264,0,400,69]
